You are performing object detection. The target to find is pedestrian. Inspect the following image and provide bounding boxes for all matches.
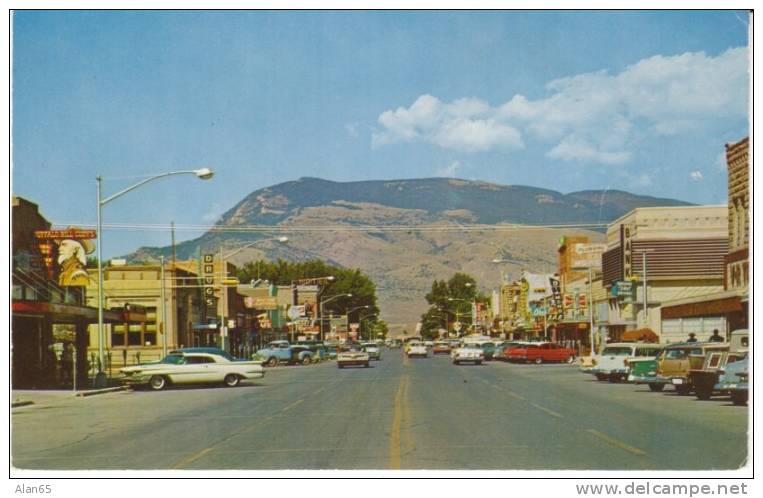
[708,329,724,343]
[60,342,74,385]
[686,333,698,343]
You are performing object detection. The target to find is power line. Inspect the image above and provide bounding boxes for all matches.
[52,221,613,233]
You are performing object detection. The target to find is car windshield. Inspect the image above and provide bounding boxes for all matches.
[362,344,377,348]
[602,347,632,356]
[159,354,186,365]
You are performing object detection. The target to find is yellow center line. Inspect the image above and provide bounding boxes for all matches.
[389,374,409,469]
[172,447,214,470]
[586,429,647,456]
[529,402,563,419]
[281,399,305,412]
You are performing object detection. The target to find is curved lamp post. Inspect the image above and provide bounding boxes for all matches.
[95,168,214,387]
[359,313,378,341]
[346,305,370,339]
[319,293,352,341]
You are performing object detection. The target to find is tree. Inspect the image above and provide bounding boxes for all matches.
[236,258,380,318]
[420,272,487,338]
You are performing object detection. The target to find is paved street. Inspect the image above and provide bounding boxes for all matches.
[12,350,748,470]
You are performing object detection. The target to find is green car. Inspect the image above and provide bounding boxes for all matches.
[627,356,662,391]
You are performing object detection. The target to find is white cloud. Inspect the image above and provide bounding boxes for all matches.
[436,160,461,177]
[372,47,748,164]
[546,135,630,164]
[372,94,524,152]
[690,170,704,181]
[345,122,360,138]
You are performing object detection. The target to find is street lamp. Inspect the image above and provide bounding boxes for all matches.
[448,296,478,333]
[217,237,289,351]
[319,293,352,341]
[359,313,378,341]
[96,168,214,387]
[346,305,370,339]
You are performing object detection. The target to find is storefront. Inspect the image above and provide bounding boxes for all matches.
[660,291,747,343]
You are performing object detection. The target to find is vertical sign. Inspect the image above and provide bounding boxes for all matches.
[549,276,563,320]
[621,224,633,280]
[203,254,217,317]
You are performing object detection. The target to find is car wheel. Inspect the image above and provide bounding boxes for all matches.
[267,357,278,367]
[694,385,713,400]
[731,391,748,406]
[476,361,482,365]
[453,360,459,365]
[338,364,344,369]
[534,358,543,365]
[364,362,370,368]
[224,374,240,387]
[566,356,575,364]
[149,375,166,391]
[302,356,311,366]
[595,373,608,381]
[609,375,621,383]
[648,383,665,392]
[675,384,692,396]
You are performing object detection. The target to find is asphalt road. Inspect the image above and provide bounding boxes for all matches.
[12,349,749,470]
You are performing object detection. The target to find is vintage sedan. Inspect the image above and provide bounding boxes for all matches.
[432,341,451,354]
[716,357,748,406]
[407,342,429,358]
[591,343,663,382]
[120,352,265,391]
[653,342,728,395]
[362,342,382,360]
[506,342,576,364]
[451,344,484,365]
[337,346,370,369]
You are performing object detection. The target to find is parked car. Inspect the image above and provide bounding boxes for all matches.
[120,352,265,390]
[652,342,729,395]
[506,342,576,364]
[337,345,370,369]
[407,342,429,358]
[362,342,382,360]
[170,347,247,361]
[451,344,484,365]
[432,341,451,354]
[324,346,338,360]
[690,329,748,400]
[424,340,434,348]
[716,357,748,406]
[480,342,497,361]
[253,340,314,367]
[591,343,664,382]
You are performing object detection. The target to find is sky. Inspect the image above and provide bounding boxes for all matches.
[11,10,750,258]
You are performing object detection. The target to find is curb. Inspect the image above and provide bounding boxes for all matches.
[11,400,34,408]
[75,386,126,397]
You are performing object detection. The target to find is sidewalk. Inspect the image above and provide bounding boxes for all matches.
[11,380,126,408]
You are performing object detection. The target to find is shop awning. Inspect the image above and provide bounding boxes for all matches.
[12,300,124,323]
[661,291,744,320]
[620,328,659,343]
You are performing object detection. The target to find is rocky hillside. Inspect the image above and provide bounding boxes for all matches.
[127,177,691,330]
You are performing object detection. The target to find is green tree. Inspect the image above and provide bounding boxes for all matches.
[236,258,379,318]
[420,272,488,338]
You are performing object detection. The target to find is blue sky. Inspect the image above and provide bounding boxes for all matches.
[12,11,749,258]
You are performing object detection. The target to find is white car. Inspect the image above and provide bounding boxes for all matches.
[407,343,429,358]
[362,342,382,360]
[424,340,434,348]
[452,344,484,365]
[120,352,265,390]
[592,343,664,382]
[337,347,370,368]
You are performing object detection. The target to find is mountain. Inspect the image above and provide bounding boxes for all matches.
[127,177,692,330]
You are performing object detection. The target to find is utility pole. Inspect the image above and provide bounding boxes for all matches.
[589,266,595,356]
[160,255,168,357]
[171,221,177,267]
[642,251,648,325]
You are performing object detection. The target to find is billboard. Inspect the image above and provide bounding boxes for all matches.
[570,243,607,270]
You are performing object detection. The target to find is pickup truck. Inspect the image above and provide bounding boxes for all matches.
[253,340,314,367]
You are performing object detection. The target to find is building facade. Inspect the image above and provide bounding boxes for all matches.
[600,205,728,341]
